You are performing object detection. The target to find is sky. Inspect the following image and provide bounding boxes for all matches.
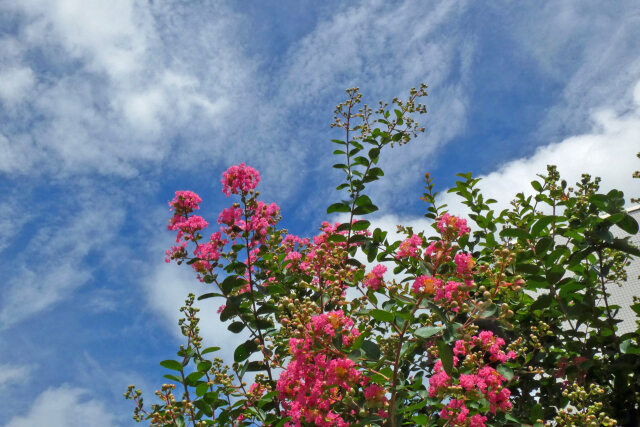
[0,1,639,425]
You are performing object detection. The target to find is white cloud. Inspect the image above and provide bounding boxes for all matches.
[0,363,34,392]
[277,0,473,209]
[0,66,34,105]
[16,0,149,80]
[497,2,640,137]
[5,385,116,427]
[0,196,125,328]
[439,79,640,215]
[0,0,260,179]
[144,242,249,365]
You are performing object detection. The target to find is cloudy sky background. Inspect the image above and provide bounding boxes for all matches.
[0,1,639,425]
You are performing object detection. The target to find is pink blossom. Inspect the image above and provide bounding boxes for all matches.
[168,190,201,216]
[218,206,243,226]
[412,275,440,295]
[277,311,365,426]
[440,399,470,425]
[453,340,467,357]
[364,264,387,291]
[424,240,452,265]
[221,163,260,196]
[165,242,187,263]
[363,384,387,407]
[470,414,488,427]
[454,252,475,275]
[168,215,209,242]
[437,213,471,239]
[395,234,423,259]
[284,251,302,269]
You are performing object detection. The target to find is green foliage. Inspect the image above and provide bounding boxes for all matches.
[125,87,640,427]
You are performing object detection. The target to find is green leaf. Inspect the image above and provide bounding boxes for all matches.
[345,257,363,267]
[185,372,204,385]
[531,180,543,192]
[604,238,640,256]
[353,194,378,214]
[163,374,182,383]
[412,414,429,425]
[546,265,565,284]
[370,309,394,323]
[620,339,640,354]
[197,360,212,373]
[327,234,347,243]
[616,214,639,234]
[201,346,221,355]
[197,292,223,300]
[363,167,384,183]
[353,205,378,215]
[327,202,351,214]
[347,234,368,245]
[194,399,213,417]
[414,326,443,339]
[535,236,554,255]
[531,216,555,236]
[530,404,543,423]
[501,227,531,240]
[175,416,185,427]
[160,360,183,371]
[227,321,245,333]
[362,340,381,359]
[351,220,371,231]
[497,364,514,380]
[234,340,257,363]
[220,276,246,294]
[437,340,454,375]
[516,263,540,275]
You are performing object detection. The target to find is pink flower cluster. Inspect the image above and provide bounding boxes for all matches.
[166,191,219,272]
[167,191,208,242]
[364,265,387,291]
[281,222,365,291]
[440,399,487,426]
[429,330,516,424]
[433,280,471,312]
[471,330,517,364]
[411,276,470,312]
[245,201,279,245]
[412,275,440,295]
[217,201,279,247]
[424,240,452,266]
[221,163,260,196]
[396,234,423,259]
[168,212,208,243]
[277,311,365,427]
[168,190,201,216]
[191,232,226,278]
[454,252,475,275]
[437,213,470,239]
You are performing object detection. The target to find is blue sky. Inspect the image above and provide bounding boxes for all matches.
[1,1,639,425]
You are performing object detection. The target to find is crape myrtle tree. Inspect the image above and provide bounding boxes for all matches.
[126,85,640,426]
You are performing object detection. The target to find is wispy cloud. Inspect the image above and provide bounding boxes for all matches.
[277,0,474,209]
[143,235,250,365]
[0,362,34,393]
[0,0,260,178]
[0,194,125,328]
[438,79,640,215]
[5,385,116,427]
